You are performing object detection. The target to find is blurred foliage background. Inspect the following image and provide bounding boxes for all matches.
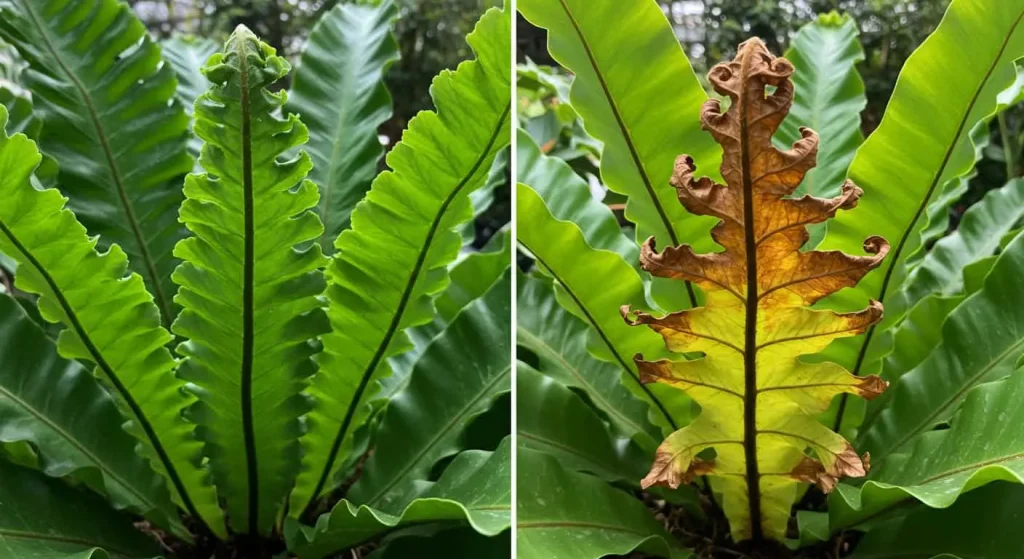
[129,0,508,246]
[519,0,1024,235]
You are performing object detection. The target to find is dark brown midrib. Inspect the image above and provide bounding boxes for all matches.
[738,51,763,543]
[303,101,512,515]
[553,0,698,308]
[235,37,260,537]
[19,0,174,326]
[836,7,1024,434]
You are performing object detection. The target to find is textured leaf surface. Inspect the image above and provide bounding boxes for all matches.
[517,183,688,434]
[517,361,649,483]
[517,448,690,559]
[288,439,511,559]
[294,5,510,513]
[0,294,180,534]
[368,528,509,559]
[160,35,219,162]
[860,231,1024,464]
[850,482,1024,558]
[172,26,328,536]
[516,273,662,450]
[348,272,511,511]
[625,40,888,541]
[516,128,636,262]
[817,0,1024,384]
[777,13,864,247]
[0,459,159,559]
[0,0,192,324]
[287,0,399,248]
[0,107,224,536]
[832,368,1024,534]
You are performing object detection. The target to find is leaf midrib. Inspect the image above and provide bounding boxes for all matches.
[0,528,138,558]
[18,0,173,326]
[235,35,260,536]
[305,101,512,511]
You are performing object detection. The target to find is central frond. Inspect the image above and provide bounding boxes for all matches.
[623,38,889,542]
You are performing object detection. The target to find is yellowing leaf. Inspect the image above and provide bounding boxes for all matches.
[623,39,889,542]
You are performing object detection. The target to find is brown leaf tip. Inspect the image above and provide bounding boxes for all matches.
[856,375,889,400]
[642,453,715,490]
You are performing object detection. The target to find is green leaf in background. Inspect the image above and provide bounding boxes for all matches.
[0,0,192,325]
[517,448,691,559]
[832,366,1024,533]
[0,294,181,535]
[817,0,1024,378]
[160,35,219,162]
[0,459,159,559]
[516,128,636,263]
[516,273,662,450]
[294,5,511,515]
[777,12,865,247]
[850,482,1024,558]
[348,272,511,512]
[288,439,511,559]
[860,231,1024,463]
[517,0,721,310]
[516,361,649,483]
[0,86,56,189]
[516,182,689,435]
[0,106,224,537]
[172,26,329,536]
[287,0,399,249]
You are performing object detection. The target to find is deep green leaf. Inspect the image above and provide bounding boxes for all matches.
[160,35,219,162]
[850,482,1024,558]
[0,294,182,535]
[832,366,1024,533]
[294,5,510,513]
[817,0,1024,381]
[516,361,648,483]
[860,231,1024,463]
[348,272,511,512]
[516,182,690,435]
[0,459,159,559]
[172,26,328,536]
[287,439,511,559]
[368,527,510,559]
[0,106,224,536]
[777,12,865,247]
[0,0,193,325]
[516,273,661,451]
[515,128,635,262]
[287,0,399,249]
[516,448,690,559]
[0,86,56,189]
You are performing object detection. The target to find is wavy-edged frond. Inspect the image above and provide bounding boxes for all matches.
[287,0,399,249]
[0,106,224,537]
[287,439,511,559]
[292,5,511,514]
[624,40,888,542]
[172,26,328,536]
[0,0,192,325]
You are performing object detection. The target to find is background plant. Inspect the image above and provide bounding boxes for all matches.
[515,0,1024,556]
[0,0,511,557]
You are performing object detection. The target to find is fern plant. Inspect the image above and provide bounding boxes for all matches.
[0,0,511,557]
[516,0,1024,557]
